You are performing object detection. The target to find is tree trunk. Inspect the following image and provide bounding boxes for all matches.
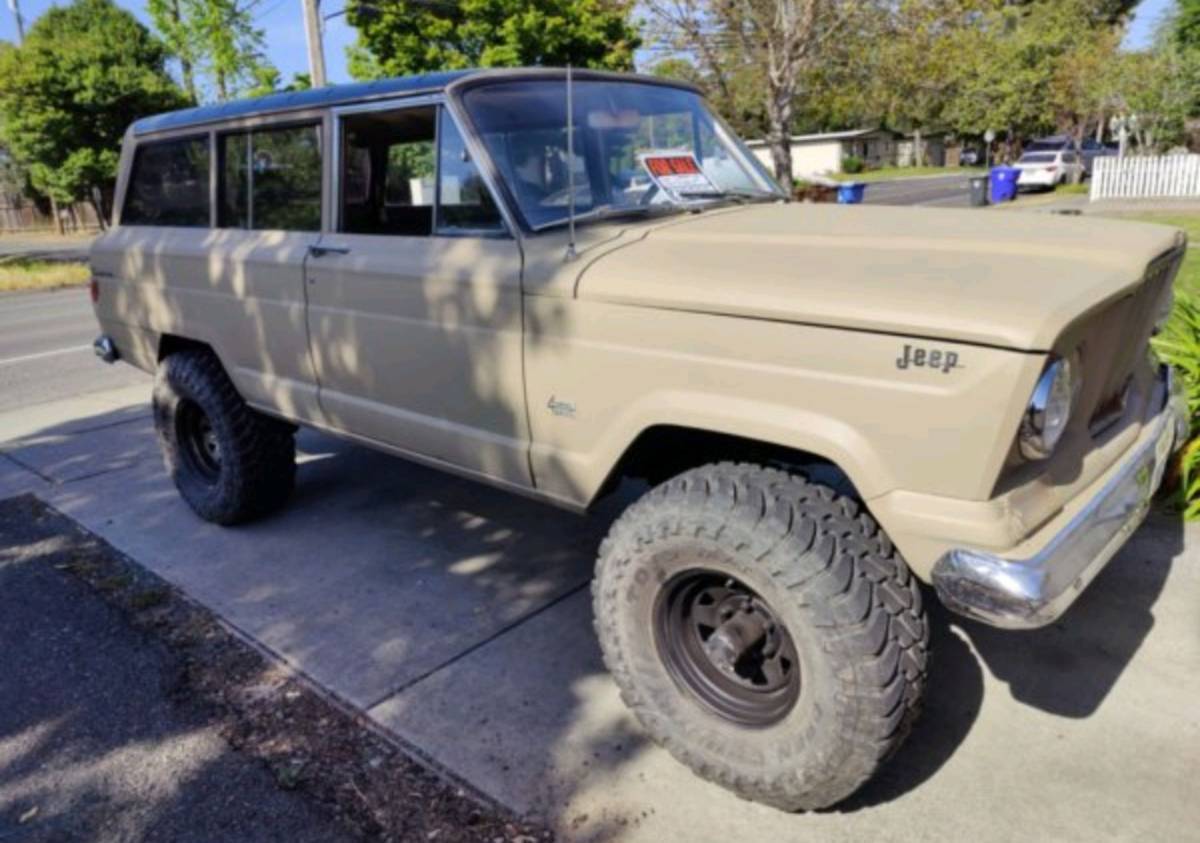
[913,127,924,168]
[49,195,64,236]
[765,86,794,185]
[181,58,198,104]
[169,0,198,103]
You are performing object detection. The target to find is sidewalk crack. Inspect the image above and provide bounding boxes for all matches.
[364,578,591,711]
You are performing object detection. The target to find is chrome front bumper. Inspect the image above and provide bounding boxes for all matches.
[932,365,1187,629]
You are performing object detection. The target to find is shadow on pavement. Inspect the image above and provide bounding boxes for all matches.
[0,496,349,843]
[962,507,1184,719]
[0,402,1189,838]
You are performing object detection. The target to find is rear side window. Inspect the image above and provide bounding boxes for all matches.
[122,136,210,227]
[219,123,322,231]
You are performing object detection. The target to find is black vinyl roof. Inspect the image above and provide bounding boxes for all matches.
[130,68,700,137]
[131,70,473,136]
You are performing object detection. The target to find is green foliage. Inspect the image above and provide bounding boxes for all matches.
[841,154,865,174]
[347,0,640,80]
[145,0,276,102]
[1152,288,1200,517]
[1176,0,1200,52]
[0,0,188,206]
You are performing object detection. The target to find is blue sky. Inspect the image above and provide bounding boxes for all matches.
[0,0,1180,96]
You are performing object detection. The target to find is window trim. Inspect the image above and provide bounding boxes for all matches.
[216,119,324,232]
[331,94,516,240]
[120,132,213,228]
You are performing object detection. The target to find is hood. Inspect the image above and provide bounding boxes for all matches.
[573,203,1183,350]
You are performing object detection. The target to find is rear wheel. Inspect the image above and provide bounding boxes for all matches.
[153,349,296,525]
[593,462,929,810]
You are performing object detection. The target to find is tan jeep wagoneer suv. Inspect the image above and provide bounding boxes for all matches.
[90,68,1188,810]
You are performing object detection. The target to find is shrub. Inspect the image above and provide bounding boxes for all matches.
[1151,288,1200,517]
[841,155,865,174]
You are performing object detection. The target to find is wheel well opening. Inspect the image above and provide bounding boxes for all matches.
[593,425,860,507]
[158,334,211,362]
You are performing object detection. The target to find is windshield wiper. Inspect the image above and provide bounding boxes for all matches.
[680,188,777,205]
[531,202,682,232]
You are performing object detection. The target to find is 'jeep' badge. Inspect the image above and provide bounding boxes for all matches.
[896,344,961,374]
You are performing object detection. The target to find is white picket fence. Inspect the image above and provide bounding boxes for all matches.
[1090,154,1200,201]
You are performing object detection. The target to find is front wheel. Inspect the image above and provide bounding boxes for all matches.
[593,462,929,810]
[153,349,296,525]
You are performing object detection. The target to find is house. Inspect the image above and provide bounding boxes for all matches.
[897,132,948,167]
[744,128,899,180]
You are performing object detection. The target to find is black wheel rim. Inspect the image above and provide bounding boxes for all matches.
[654,569,801,728]
[176,399,222,484]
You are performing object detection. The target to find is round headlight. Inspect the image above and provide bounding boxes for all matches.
[1019,357,1077,460]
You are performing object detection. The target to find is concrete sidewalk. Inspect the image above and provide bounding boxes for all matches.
[2,390,1199,842]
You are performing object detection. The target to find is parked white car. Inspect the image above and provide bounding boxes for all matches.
[1015,149,1084,190]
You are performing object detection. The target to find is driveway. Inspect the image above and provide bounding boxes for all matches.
[2,297,1199,842]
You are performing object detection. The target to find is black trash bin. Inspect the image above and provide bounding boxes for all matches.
[968,176,989,207]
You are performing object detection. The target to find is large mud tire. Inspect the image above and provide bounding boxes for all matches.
[153,349,295,525]
[593,462,929,810]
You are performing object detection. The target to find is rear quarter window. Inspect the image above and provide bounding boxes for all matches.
[219,123,322,231]
[122,136,211,227]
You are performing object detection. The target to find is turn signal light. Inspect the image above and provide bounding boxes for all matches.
[89,277,100,303]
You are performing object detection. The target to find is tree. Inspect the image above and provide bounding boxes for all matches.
[146,0,277,102]
[346,0,640,80]
[147,0,200,102]
[870,0,982,167]
[1110,44,1200,152]
[938,0,1124,155]
[645,0,859,183]
[1178,0,1200,52]
[0,0,189,229]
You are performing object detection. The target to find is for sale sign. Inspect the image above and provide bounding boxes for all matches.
[639,152,719,203]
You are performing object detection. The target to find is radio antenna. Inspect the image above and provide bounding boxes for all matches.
[565,63,577,261]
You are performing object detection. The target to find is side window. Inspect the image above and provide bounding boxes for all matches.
[340,106,436,236]
[122,136,210,227]
[436,109,504,234]
[218,124,321,231]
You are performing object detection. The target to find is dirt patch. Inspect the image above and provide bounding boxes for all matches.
[9,495,551,842]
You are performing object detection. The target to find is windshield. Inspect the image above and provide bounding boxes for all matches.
[1020,153,1057,163]
[459,79,782,230]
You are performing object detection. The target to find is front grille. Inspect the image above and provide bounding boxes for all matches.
[1081,246,1183,435]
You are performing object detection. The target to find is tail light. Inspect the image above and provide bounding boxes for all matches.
[89,277,100,303]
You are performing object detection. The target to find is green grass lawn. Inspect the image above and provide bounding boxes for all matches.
[828,165,985,183]
[0,258,89,292]
[1097,212,1199,290]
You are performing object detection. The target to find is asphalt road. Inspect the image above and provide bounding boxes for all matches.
[0,289,147,411]
[862,173,978,207]
[0,496,351,843]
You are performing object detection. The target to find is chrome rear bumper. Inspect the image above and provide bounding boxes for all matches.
[93,335,119,364]
[932,365,1186,629]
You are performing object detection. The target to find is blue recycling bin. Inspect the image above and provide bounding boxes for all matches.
[837,182,866,204]
[988,166,1020,202]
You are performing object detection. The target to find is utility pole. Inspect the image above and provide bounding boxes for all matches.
[7,0,25,44]
[300,0,327,87]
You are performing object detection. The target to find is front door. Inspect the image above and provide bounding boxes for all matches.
[304,101,530,487]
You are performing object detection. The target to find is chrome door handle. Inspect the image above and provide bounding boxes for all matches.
[308,245,350,258]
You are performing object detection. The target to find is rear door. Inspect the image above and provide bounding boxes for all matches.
[304,99,530,487]
[206,118,326,422]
